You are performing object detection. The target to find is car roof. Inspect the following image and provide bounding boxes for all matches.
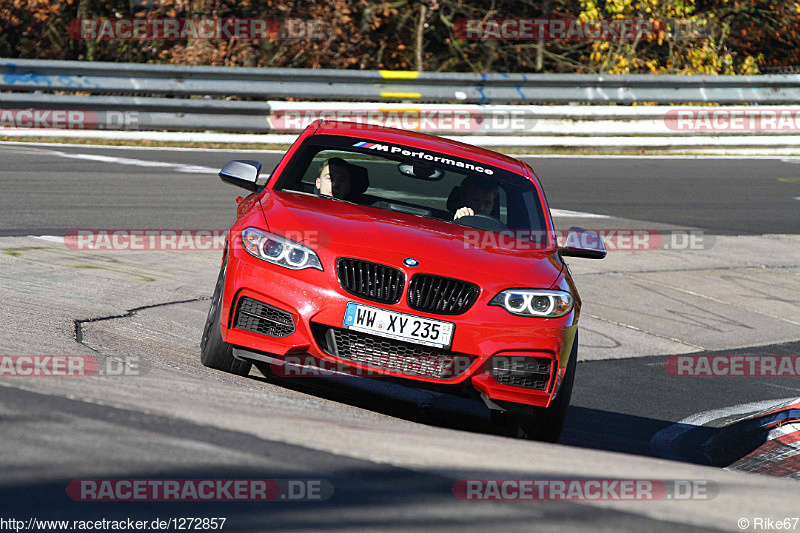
[313,120,530,177]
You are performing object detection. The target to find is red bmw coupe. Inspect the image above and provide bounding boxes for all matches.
[201,120,605,441]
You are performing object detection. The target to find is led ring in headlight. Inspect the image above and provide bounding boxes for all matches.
[241,227,322,271]
[286,248,308,267]
[262,238,283,259]
[490,289,573,317]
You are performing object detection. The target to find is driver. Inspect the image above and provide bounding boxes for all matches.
[453,176,497,220]
[316,157,351,199]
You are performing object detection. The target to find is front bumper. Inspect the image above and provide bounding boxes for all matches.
[221,239,578,409]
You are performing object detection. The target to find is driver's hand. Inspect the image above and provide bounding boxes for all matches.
[454,207,474,220]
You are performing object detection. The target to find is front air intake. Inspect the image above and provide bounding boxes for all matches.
[233,297,295,338]
[337,258,405,304]
[491,355,553,391]
[407,274,479,315]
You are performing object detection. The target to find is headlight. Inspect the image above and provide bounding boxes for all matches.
[240,227,323,271]
[489,289,573,317]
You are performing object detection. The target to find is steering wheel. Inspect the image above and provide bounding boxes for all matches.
[452,213,509,231]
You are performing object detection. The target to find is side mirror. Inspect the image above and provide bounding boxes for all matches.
[219,160,262,192]
[559,227,607,259]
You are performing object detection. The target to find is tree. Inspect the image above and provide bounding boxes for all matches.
[577,0,763,74]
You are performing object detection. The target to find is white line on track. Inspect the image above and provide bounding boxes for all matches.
[550,208,610,218]
[0,140,286,153]
[6,141,800,159]
[521,155,800,161]
[0,144,660,218]
[40,149,218,174]
[33,236,65,244]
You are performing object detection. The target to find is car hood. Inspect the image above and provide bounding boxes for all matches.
[260,191,563,287]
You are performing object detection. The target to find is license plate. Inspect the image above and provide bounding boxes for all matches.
[342,302,454,349]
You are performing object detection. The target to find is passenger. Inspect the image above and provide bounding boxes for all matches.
[453,176,497,219]
[316,157,351,200]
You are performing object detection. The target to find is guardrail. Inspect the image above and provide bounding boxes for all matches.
[3,58,800,104]
[1,96,799,137]
[2,58,800,152]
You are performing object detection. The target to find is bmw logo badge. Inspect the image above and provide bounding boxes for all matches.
[403,258,419,267]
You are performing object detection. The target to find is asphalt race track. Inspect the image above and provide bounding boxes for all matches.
[1,141,799,532]
[1,144,800,236]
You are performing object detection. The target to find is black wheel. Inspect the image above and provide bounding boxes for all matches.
[200,256,252,376]
[508,332,578,442]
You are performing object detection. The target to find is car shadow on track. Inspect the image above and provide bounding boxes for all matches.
[244,366,725,466]
[559,406,718,464]
[0,384,715,533]
[246,361,789,468]
[246,368,503,437]
[0,469,716,533]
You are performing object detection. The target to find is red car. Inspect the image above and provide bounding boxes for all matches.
[201,120,605,441]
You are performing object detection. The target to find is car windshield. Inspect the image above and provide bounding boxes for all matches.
[273,135,548,241]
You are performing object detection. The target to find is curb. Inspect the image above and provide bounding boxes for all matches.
[715,400,800,478]
[726,422,800,478]
[701,399,800,476]
[650,397,800,477]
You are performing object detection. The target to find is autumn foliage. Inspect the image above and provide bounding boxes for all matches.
[1,0,797,74]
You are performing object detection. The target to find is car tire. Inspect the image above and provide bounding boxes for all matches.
[200,256,252,377]
[508,331,578,442]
